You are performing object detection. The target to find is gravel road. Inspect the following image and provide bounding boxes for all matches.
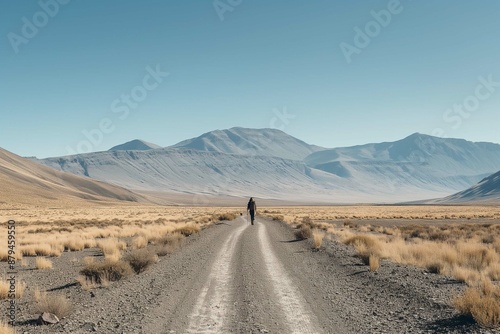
[23,216,494,333]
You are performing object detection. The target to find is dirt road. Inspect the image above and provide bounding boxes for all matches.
[51,216,489,333]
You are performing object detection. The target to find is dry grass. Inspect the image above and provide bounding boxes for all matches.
[131,236,148,249]
[262,207,500,328]
[312,229,325,249]
[0,281,8,300]
[369,254,380,272]
[34,290,73,319]
[176,223,201,237]
[35,257,53,270]
[0,321,14,334]
[155,232,185,256]
[80,259,134,285]
[454,278,500,328]
[344,234,382,265]
[260,206,500,221]
[124,249,158,273]
[295,224,313,240]
[63,237,86,251]
[216,212,238,221]
[97,238,126,260]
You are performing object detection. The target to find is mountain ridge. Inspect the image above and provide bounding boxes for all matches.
[434,170,500,203]
[170,127,324,161]
[33,128,500,203]
[109,139,161,151]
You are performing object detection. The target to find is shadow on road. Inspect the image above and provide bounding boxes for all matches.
[15,319,38,326]
[423,315,476,333]
[280,239,303,243]
[347,270,367,276]
[47,282,79,292]
[215,222,232,226]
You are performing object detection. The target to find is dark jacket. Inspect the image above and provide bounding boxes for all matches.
[247,200,256,212]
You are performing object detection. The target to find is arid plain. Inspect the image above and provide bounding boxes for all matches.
[2,204,500,333]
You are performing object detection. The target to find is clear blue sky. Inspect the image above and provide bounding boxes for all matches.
[1,0,499,158]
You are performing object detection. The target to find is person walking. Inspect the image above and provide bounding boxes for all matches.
[247,197,257,225]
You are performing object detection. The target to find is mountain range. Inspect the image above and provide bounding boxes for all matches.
[31,127,500,204]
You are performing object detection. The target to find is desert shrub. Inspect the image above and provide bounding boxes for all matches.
[156,244,178,257]
[312,229,325,249]
[0,321,14,334]
[131,236,148,249]
[343,219,357,229]
[35,257,53,270]
[452,266,481,285]
[457,244,496,271]
[482,235,495,244]
[426,262,444,274]
[97,238,126,260]
[124,249,157,274]
[157,232,184,246]
[217,213,237,221]
[80,260,133,285]
[176,224,200,237]
[34,291,73,319]
[369,254,380,272]
[302,216,313,225]
[0,280,25,300]
[344,235,382,265]
[272,215,284,221]
[295,224,312,240]
[155,232,185,256]
[454,281,500,328]
[63,238,85,251]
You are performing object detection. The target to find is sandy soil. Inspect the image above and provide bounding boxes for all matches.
[3,215,496,333]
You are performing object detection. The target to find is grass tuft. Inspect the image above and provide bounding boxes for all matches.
[176,223,200,237]
[312,229,325,249]
[0,320,14,334]
[124,249,157,274]
[454,280,500,328]
[131,236,148,249]
[34,291,73,319]
[80,259,133,285]
[295,224,312,240]
[35,257,53,270]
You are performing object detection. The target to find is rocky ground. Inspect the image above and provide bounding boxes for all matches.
[3,216,496,333]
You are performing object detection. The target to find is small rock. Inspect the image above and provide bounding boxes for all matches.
[38,312,60,325]
[81,322,97,332]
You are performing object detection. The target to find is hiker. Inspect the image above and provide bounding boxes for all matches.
[247,197,257,225]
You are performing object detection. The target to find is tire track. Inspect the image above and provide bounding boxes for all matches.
[257,221,322,334]
[186,219,249,333]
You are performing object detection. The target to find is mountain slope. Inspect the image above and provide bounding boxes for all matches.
[171,127,324,161]
[39,148,344,201]
[0,147,144,207]
[305,133,500,181]
[109,139,161,151]
[39,147,460,204]
[436,170,500,203]
[35,130,500,204]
